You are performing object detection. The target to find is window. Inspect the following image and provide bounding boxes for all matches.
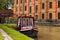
[35,15,38,21]
[58,1,60,8]
[20,0,22,3]
[25,6,27,11]
[36,5,38,13]
[29,18,33,26]
[42,3,44,9]
[49,2,52,8]
[23,18,28,27]
[18,18,22,27]
[16,0,18,4]
[29,6,32,13]
[58,13,60,19]
[49,13,52,19]
[42,14,44,19]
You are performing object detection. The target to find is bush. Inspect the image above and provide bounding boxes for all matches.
[5,18,17,24]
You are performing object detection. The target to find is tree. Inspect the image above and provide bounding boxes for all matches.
[0,0,13,10]
[8,0,13,9]
[0,0,7,10]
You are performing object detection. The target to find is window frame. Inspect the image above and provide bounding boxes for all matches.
[29,6,32,13]
[42,14,44,19]
[42,3,44,9]
[24,6,27,11]
[49,2,52,8]
[49,13,52,19]
[36,5,38,13]
[58,1,60,8]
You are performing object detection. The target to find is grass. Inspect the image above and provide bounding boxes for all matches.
[0,24,33,40]
[0,33,4,40]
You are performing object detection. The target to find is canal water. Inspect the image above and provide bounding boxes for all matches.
[37,25,60,40]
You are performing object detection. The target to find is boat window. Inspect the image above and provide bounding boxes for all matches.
[22,18,28,27]
[29,18,33,26]
[18,18,22,27]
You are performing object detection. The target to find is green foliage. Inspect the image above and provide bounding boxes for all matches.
[0,0,7,9]
[0,24,33,40]
[10,18,17,23]
[5,18,17,24]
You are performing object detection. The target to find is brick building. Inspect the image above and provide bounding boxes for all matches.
[13,0,60,22]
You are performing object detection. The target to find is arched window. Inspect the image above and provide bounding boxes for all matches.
[49,13,52,19]
[42,14,44,19]
[35,15,38,21]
